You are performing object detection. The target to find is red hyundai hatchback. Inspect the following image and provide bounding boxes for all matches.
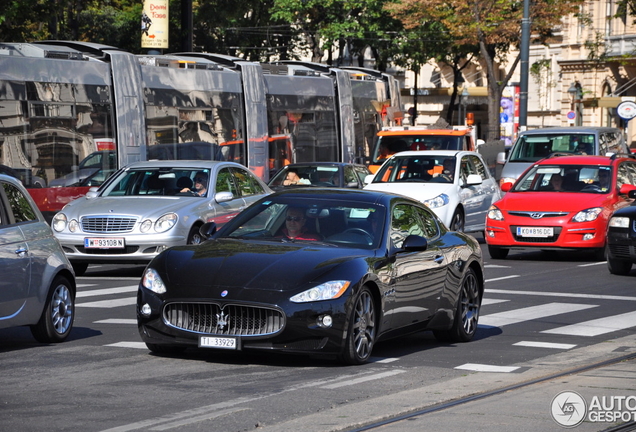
[485,154,636,259]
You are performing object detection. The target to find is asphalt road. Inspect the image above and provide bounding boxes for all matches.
[1,236,635,432]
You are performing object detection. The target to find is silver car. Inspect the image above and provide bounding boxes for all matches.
[52,160,272,275]
[0,174,76,342]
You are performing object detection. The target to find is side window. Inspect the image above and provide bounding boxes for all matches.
[215,168,239,198]
[231,168,263,197]
[344,166,357,185]
[460,156,471,182]
[415,207,439,238]
[469,155,488,179]
[617,162,636,189]
[391,203,426,249]
[2,181,37,223]
[599,133,610,155]
[355,166,369,184]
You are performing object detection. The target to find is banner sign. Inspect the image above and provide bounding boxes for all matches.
[141,0,169,49]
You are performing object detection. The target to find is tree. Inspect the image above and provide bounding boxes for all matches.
[385,0,583,141]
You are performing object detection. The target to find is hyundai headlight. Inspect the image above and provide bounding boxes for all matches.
[155,213,178,233]
[424,194,449,209]
[572,207,602,222]
[290,281,351,303]
[142,268,166,294]
[609,216,630,228]
[487,205,504,221]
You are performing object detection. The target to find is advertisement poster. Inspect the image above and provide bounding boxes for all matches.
[141,0,169,49]
[500,85,520,148]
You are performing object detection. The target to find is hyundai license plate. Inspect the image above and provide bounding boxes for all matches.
[199,336,237,349]
[517,227,553,237]
[84,237,125,248]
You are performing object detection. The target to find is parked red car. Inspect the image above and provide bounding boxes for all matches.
[485,154,636,259]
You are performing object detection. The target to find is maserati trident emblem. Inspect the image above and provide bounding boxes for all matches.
[216,310,229,331]
[530,213,544,219]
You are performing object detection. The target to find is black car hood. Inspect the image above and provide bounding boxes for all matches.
[160,238,369,294]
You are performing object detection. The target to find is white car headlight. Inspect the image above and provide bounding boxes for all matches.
[290,280,351,303]
[52,213,67,232]
[609,216,630,228]
[487,205,504,221]
[572,207,602,222]
[154,213,178,233]
[142,268,166,294]
[68,219,79,233]
[140,219,153,233]
[424,194,449,209]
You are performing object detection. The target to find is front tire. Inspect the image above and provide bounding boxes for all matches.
[71,262,88,276]
[488,245,509,259]
[340,287,376,365]
[434,268,481,343]
[607,257,632,275]
[187,224,203,244]
[449,209,465,232]
[30,276,75,343]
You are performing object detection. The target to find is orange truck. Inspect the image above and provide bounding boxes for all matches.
[369,126,477,173]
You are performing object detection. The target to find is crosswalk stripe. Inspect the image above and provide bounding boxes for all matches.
[541,311,636,336]
[455,363,520,373]
[482,298,509,306]
[105,342,147,349]
[479,303,597,328]
[76,286,138,298]
[94,319,137,324]
[513,341,577,349]
[486,289,636,302]
[77,297,136,308]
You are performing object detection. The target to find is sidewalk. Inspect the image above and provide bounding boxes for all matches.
[257,333,636,432]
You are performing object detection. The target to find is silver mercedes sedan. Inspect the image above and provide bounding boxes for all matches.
[51,160,272,275]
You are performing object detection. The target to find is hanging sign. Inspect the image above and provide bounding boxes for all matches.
[141,0,169,49]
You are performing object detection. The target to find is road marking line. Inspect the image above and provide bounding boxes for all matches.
[478,303,597,327]
[484,264,512,268]
[77,283,99,288]
[485,275,520,283]
[105,342,147,349]
[513,341,577,349]
[95,319,137,324]
[541,311,636,336]
[482,299,509,306]
[320,370,406,389]
[578,261,607,267]
[373,357,400,363]
[77,298,136,308]
[455,363,520,373]
[76,286,138,298]
[486,289,636,302]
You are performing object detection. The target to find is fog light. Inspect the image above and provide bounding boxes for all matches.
[141,303,152,316]
[317,315,333,328]
[156,245,169,253]
[583,234,594,241]
[487,230,495,237]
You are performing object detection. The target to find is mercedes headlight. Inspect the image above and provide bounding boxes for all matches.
[155,213,178,233]
[52,213,67,232]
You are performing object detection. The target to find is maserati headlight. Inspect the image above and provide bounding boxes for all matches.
[487,205,504,221]
[290,280,351,303]
[52,213,67,232]
[155,213,178,233]
[572,207,602,223]
[609,216,630,228]
[424,194,449,209]
[142,268,166,294]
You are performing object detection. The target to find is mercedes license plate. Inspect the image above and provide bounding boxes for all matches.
[84,237,125,249]
[516,227,553,237]
[199,336,237,349]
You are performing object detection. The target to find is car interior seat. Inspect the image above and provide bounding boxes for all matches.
[176,176,194,194]
[318,209,347,238]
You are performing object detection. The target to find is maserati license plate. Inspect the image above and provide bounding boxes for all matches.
[199,336,237,349]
